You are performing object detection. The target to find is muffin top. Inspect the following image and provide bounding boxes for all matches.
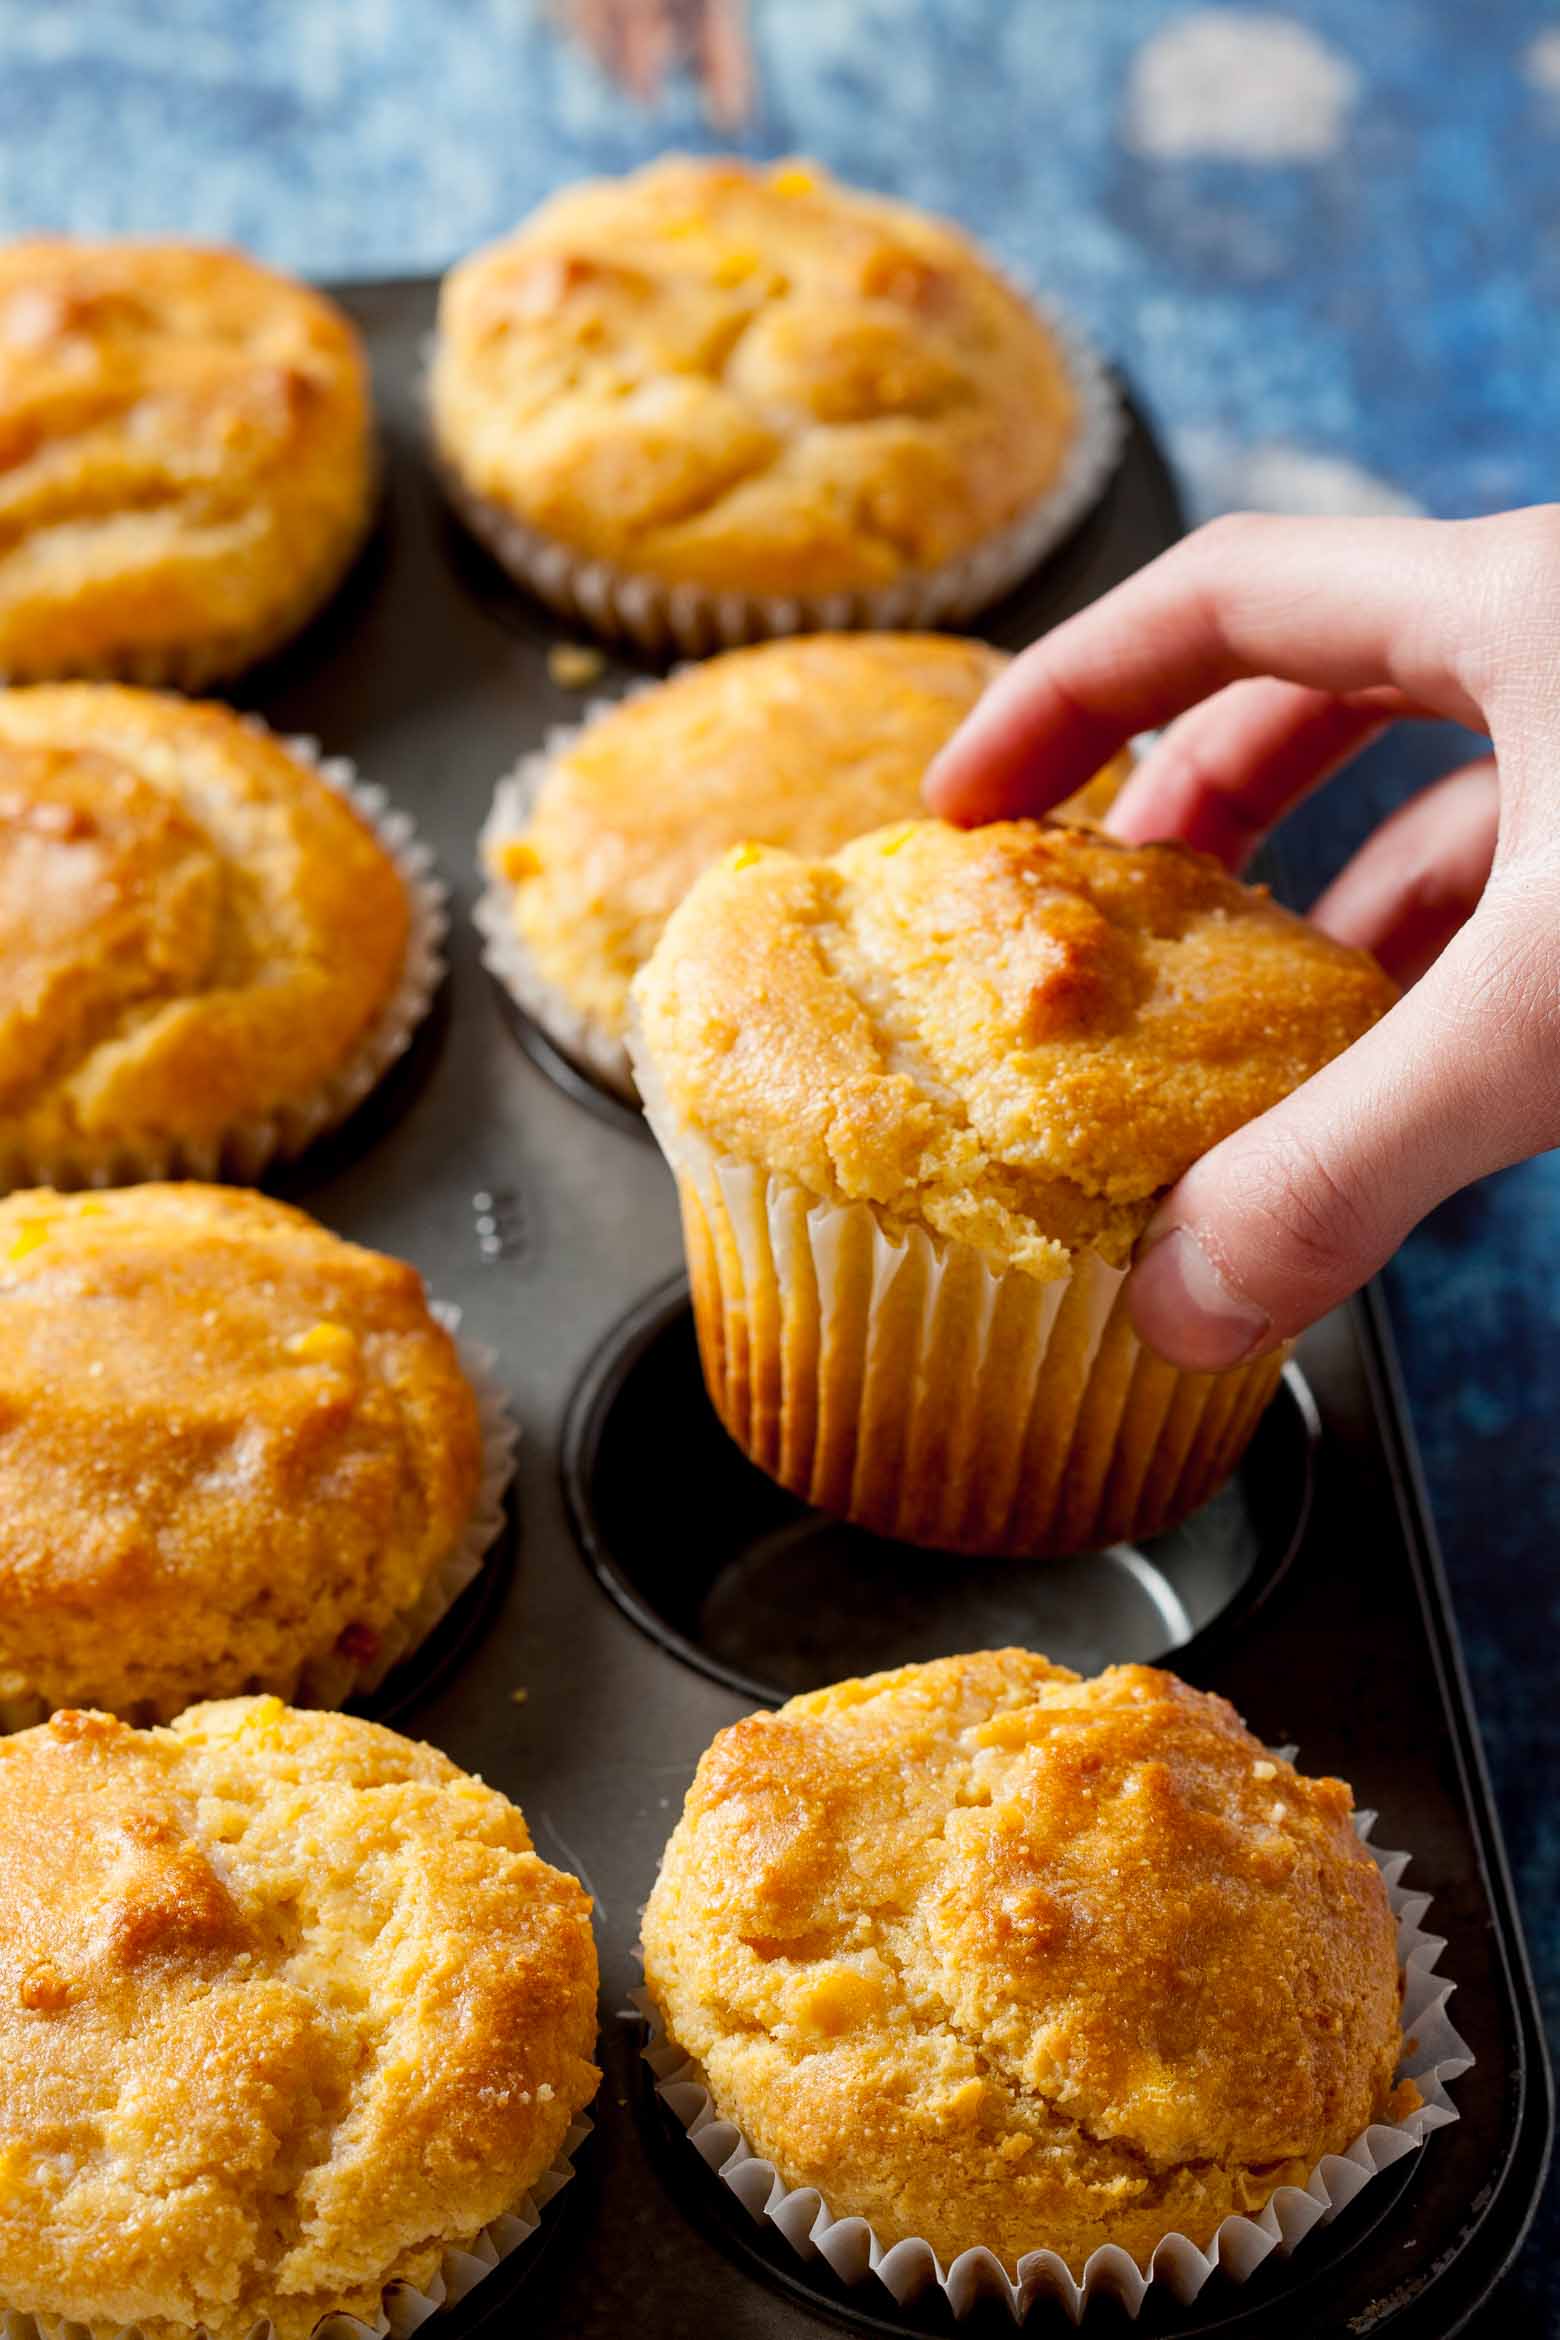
[642,1649,1408,2270]
[631,818,1397,1274]
[0,1185,482,1718]
[492,634,1131,1048]
[0,1698,599,2340]
[0,239,372,683]
[0,685,411,1169]
[432,156,1081,597]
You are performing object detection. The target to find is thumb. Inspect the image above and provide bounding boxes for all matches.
[1126,896,1560,1368]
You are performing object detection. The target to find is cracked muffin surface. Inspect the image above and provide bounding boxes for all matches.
[431,156,1081,597]
[642,1650,1410,2268]
[631,817,1398,1276]
[0,685,411,1175]
[0,1698,599,2340]
[0,239,373,685]
[0,1185,482,1719]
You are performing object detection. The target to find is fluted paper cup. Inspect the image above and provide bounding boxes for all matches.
[639,1819,1469,2324]
[630,1051,1284,1557]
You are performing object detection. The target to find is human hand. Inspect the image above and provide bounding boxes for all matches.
[924,509,1560,1369]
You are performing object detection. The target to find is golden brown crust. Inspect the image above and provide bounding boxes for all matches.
[0,239,373,683]
[642,1651,1404,2269]
[0,1698,600,2340]
[0,1185,482,1716]
[0,686,410,1166]
[432,157,1080,597]
[632,818,1398,1274]
[493,634,1134,1051]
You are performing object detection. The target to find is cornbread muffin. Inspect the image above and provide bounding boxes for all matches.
[643,1650,1412,2271]
[480,632,1132,1097]
[0,238,373,685]
[630,819,1396,1553]
[0,1186,488,1723]
[0,1699,599,2340]
[431,157,1115,649]
[0,685,424,1188]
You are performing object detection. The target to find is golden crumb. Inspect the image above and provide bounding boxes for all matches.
[546,641,607,688]
[642,1651,1405,2271]
[0,1699,599,2340]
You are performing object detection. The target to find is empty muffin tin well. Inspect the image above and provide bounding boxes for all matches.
[562,1280,1316,1702]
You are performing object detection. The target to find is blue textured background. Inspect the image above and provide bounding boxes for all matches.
[2,0,1554,2321]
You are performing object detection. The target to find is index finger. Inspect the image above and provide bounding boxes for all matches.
[924,511,1488,824]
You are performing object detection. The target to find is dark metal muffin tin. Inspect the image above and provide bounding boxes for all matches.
[241,278,1551,2339]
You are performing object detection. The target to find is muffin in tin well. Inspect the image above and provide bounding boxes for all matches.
[0,238,374,686]
[0,685,424,1188]
[630,817,1397,1555]
[479,633,1131,1099]
[643,1649,1415,2272]
[0,1184,488,1723]
[0,1697,600,2340]
[431,157,1115,647]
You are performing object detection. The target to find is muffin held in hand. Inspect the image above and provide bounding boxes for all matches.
[0,685,428,1190]
[643,1649,1413,2272]
[431,156,1115,650]
[0,238,373,685]
[0,1699,599,2340]
[479,632,1131,1097]
[0,1185,490,1726]
[630,818,1396,1556]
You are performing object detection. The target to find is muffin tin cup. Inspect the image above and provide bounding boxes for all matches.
[0,723,447,1198]
[0,1307,514,1734]
[628,1079,1286,1555]
[0,2118,590,2340]
[638,1817,1472,2326]
[474,694,649,1102]
[431,291,1123,656]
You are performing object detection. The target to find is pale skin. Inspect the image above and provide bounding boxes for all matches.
[924,507,1560,1370]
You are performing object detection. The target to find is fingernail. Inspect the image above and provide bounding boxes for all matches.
[1130,1227,1272,1371]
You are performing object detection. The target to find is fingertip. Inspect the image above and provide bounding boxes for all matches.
[1127,1226,1276,1371]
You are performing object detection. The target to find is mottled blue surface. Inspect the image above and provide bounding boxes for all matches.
[2,0,1556,2320]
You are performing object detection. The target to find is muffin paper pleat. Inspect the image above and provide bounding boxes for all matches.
[631,1078,1285,1554]
[0,1307,514,1734]
[431,290,1123,654]
[635,1822,1471,2325]
[0,2118,590,2340]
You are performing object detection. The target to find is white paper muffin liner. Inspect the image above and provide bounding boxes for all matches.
[0,720,447,1196]
[0,1306,515,1734]
[628,1057,1287,1555]
[638,1815,1471,2324]
[432,291,1123,655]
[0,2117,590,2340]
